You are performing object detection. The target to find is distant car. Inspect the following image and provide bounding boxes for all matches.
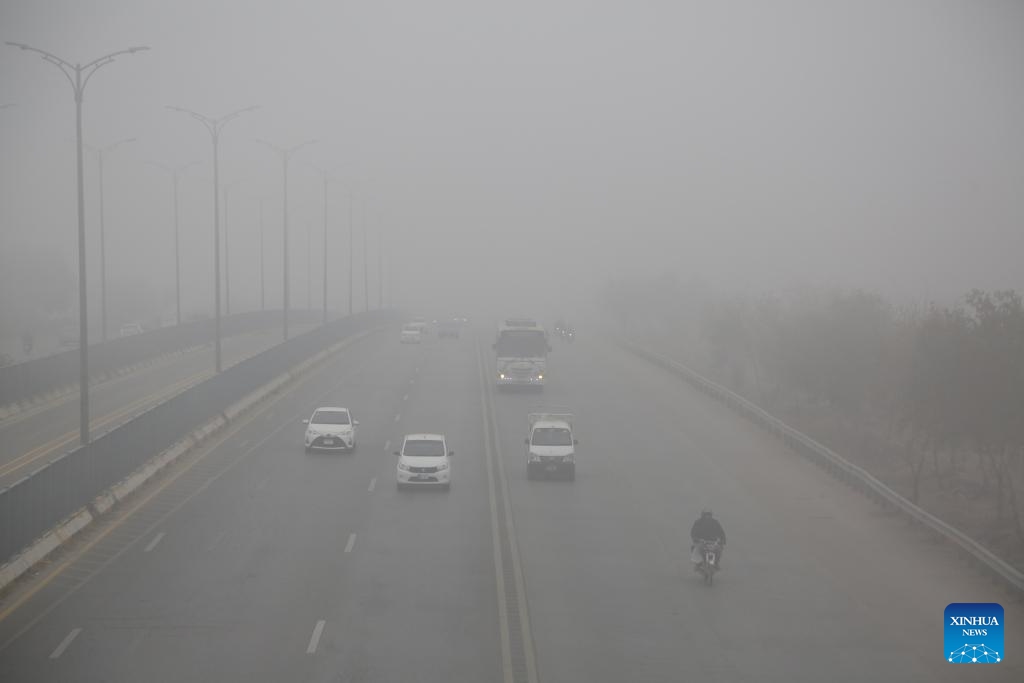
[438,319,460,338]
[119,322,143,337]
[395,433,453,490]
[400,324,423,344]
[303,407,359,452]
[58,332,79,349]
[409,317,430,336]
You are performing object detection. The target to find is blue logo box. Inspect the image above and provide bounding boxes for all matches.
[945,603,1003,663]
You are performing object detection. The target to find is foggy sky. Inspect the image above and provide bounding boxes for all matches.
[2,0,1023,335]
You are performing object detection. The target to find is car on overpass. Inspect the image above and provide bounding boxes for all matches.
[303,407,359,453]
[409,316,430,336]
[395,433,453,490]
[119,322,144,337]
[400,324,423,344]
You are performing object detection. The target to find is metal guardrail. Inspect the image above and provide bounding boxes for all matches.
[0,310,395,565]
[622,340,1024,596]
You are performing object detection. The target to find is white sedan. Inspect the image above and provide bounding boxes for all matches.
[303,407,359,453]
[395,433,453,490]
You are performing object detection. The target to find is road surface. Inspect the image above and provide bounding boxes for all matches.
[0,326,1019,682]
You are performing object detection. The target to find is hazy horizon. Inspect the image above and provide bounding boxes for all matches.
[2,0,1023,343]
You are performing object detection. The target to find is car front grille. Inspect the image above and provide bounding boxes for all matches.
[313,436,347,448]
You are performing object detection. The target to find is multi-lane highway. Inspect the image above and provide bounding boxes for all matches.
[0,325,315,488]
[0,324,1019,682]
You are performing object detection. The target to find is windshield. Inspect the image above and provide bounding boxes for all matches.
[311,410,350,425]
[403,439,446,456]
[495,330,547,357]
[532,427,572,446]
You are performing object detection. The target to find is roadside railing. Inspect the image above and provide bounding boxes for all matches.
[0,309,323,414]
[622,339,1024,596]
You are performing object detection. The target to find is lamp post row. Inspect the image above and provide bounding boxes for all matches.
[6,41,148,445]
[6,43,388,445]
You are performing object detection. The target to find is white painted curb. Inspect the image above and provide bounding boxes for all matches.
[0,508,93,590]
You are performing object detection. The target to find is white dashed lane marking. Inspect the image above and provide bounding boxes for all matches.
[345,533,357,553]
[143,532,165,553]
[306,620,326,654]
[368,478,376,492]
[49,628,82,659]
[394,414,400,422]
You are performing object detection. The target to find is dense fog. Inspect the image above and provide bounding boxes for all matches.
[2,0,1023,348]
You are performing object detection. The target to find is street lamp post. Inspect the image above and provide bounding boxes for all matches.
[363,198,369,312]
[167,105,257,373]
[308,164,337,325]
[259,198,265,311]
[348,190,354,316]
[221,181,241,316]
[256,138,315,341]
[86,137,136,342]
[306,220,312,311]
[146,160,198,327]
[378,222,383,310]
[7,41,148,445]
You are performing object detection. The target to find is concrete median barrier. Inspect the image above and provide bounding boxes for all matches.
[0,312,394,593]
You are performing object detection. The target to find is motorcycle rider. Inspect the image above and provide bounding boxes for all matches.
[690,508,726,568]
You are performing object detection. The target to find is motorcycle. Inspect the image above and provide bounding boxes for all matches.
[694,539,722,585]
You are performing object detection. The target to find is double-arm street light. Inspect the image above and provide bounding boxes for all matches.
[7,41,148,445]
[146,161,199,327]
[256,138,316,340]
[167,105,258,373]
[84,137,136,342]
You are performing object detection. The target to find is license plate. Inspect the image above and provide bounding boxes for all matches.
[413,475,431,481]
[545,464,558,472]
[323,439,335,446]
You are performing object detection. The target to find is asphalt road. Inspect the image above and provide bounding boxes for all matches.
[0,324,315,488]
[0,326,1019,682]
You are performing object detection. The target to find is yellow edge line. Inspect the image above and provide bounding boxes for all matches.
[0,370,210,479]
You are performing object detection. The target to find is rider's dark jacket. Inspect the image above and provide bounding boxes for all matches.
[690,516,726,544]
